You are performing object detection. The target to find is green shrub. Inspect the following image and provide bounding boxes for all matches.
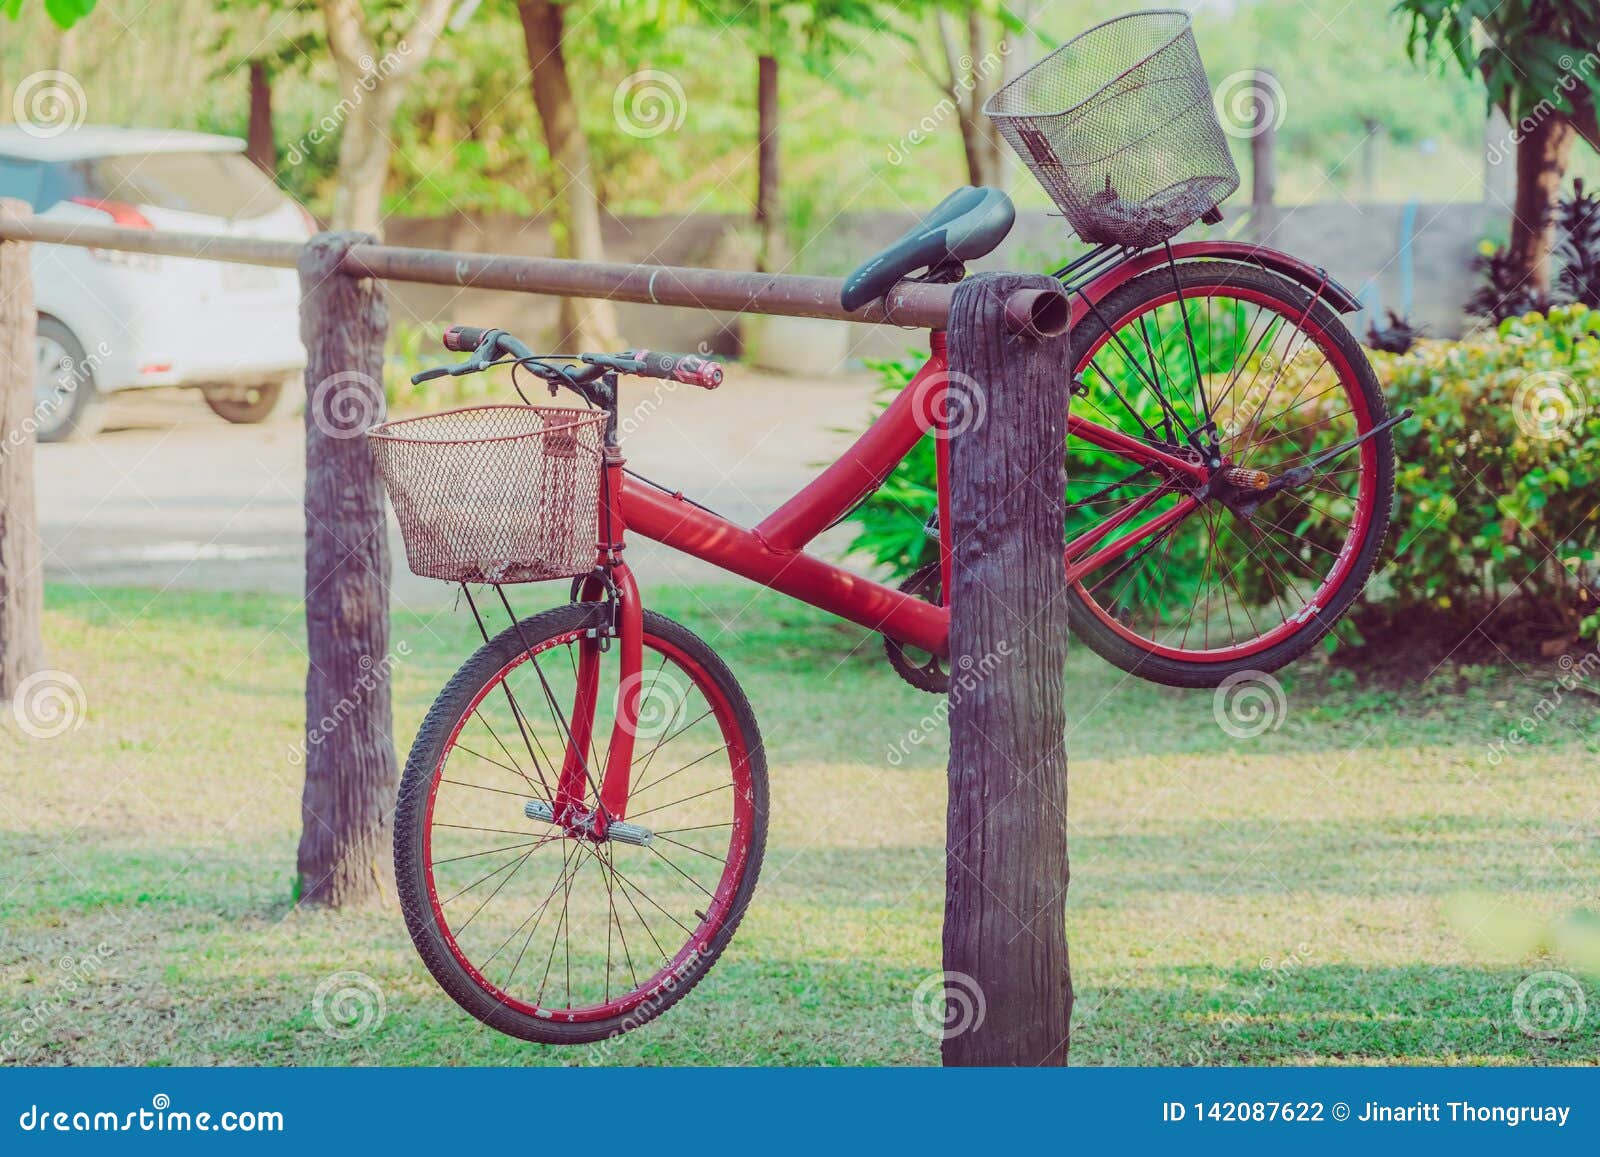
[842,305,1600,646]
[1368,306,1600,638]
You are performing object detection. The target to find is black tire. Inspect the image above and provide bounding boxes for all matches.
[395,601,768,1045]
[202,379,287,423]
[34,317,104,442]
[1064,260,1395,687]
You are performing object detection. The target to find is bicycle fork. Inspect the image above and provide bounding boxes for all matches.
[543,420,652,845]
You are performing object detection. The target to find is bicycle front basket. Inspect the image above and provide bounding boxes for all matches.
[369,404,605,585]
[984,9,1239,248]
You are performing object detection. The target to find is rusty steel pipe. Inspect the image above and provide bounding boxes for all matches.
[1003,287,1072,339]
[337,244,981,329]
[0,218,1073,331]
[0,216,303,267]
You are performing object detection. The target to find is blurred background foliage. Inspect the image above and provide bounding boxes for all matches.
[7,0,1592,224]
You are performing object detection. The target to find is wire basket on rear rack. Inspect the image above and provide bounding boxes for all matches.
[984,9,1238,249]
[369,404,606,585]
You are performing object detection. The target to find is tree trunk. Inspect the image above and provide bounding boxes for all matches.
[295,231,398,908]
[755,53,785,272]
[0,200,44,700]
[319,0,455,239]
[938,9,1006,188]
[941,273,1073,1066]
[1508,111,1576,294]
[330,110,391,236]
[966,10,1006,188]
[247,60,277,176]
[518,0,621,353]
[1249,68,1277,243]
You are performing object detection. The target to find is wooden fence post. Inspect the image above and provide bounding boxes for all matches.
[0,198,44,701]
[296,231,397,907]
[942,271,1073,1066]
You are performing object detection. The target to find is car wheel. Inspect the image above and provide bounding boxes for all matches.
[201,379,287,424]
[34,318,104,443]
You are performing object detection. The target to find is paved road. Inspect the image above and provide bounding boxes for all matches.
[36,367,882,611]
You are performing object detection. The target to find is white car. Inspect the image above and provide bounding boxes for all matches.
[0,126,313,441]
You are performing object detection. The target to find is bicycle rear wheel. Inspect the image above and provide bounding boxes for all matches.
[395,601,767,1044]
[1065,260,1394,686]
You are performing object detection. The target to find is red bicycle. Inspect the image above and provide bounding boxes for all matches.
[374,10,1401,1042]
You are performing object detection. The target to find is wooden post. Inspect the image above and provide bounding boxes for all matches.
[295,232,397,907]
[1250,68,1277,243]
[0,198,44,700]
[942,271,1072,1066]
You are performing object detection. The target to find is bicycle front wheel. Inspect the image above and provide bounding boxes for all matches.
[395,601,767,1044]
[1065,260,1395,686]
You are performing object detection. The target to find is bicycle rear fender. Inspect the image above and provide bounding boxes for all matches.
[1071,241,1363,315]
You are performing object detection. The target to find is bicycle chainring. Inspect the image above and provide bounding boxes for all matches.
[883,562,949,694]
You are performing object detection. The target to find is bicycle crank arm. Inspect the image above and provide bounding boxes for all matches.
[524,799,655,846]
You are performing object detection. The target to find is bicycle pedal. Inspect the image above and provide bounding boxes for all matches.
[1222,466,1270,490]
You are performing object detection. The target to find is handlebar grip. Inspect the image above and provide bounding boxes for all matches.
[442,325,491,353]
[626,349,723,389]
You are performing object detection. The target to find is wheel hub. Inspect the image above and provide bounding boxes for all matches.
[523,798,655,846]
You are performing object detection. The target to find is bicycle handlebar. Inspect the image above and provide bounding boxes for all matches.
[600,349,722,389]
[441,324,490,353]
[429,325,722,391]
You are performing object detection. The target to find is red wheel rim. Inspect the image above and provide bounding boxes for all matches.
[420,627,754,1023]
[1070,282,1380,662]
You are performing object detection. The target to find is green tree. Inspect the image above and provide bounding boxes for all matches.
[1397,0,1600,294]
[1,0,96,27]
[695,2,889,271]
[905,0,1024,188]
[318,0,456,234]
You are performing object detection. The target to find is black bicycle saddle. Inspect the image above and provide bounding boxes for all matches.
[839,186,1015,312]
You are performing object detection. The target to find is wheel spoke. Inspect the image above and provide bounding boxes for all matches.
[1070,271,1383,660]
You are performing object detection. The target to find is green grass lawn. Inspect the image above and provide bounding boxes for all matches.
[2,582,1597,1066]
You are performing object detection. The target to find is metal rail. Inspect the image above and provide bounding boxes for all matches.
[0,216,992,330]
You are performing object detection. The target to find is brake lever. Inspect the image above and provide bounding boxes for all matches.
[409,349,506,387]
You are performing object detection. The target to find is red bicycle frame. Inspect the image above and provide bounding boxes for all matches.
[613,333,1205,651]
[570,241,1357,822]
